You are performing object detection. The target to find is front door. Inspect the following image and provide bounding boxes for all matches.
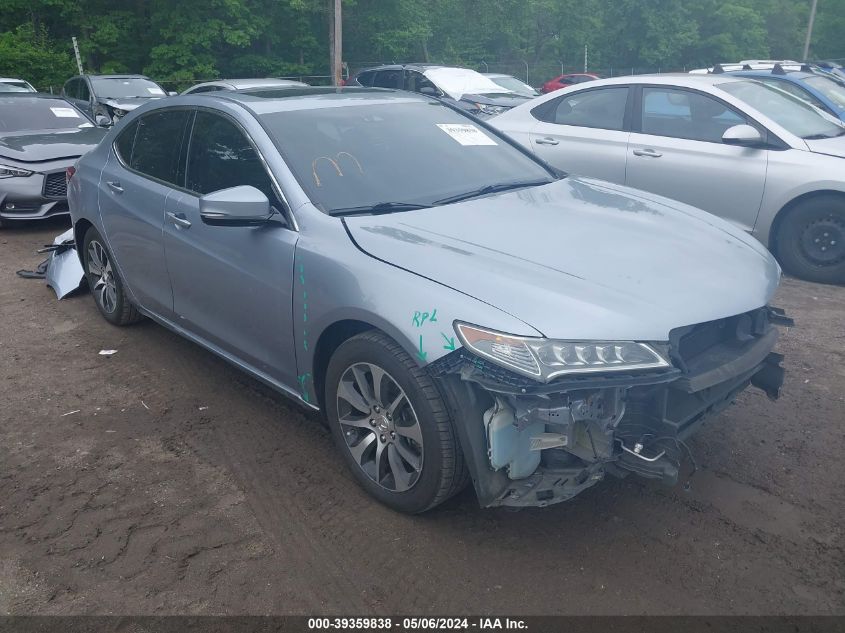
[625,86,768,232]
[162,110,299,386]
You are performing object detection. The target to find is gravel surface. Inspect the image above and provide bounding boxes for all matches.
[1,219,843,615]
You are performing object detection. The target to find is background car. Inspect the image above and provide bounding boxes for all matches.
[483,73,539,97]
[68,86,784,513]
[540,73,600,94]
[0,93,105,226]
[491,73,845,284]
[181,78,309,95]
[348,64,529,116]
[62,74,171,125]
[0,77,37,92]
[812,61,845,82]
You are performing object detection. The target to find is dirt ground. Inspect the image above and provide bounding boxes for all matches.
[0,218,843,616]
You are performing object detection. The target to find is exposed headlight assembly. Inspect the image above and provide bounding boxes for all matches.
[112,108,127,118]
[0,164,33,178]
[474,103,508,116]
[455,322,672,382]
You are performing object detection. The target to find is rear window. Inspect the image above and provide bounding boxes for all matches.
[0,98,92,132]
[259,100,552,214]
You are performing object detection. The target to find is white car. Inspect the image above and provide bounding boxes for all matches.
[0,77,36,92]
[491,73,845,284]
[181,78,308,95]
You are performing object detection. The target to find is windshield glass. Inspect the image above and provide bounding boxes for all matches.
[0,98,92,132]
[259,100,553,214]
[718,79,845,139]
[91,77,165,99]
[803,75,845,110]
[424,68,514,100]
[0,81,34,92]
[487,76,539,97]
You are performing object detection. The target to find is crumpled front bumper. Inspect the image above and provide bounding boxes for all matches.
[432,306,790,509]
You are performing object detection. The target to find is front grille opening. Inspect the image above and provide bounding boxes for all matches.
[43,172,68,198]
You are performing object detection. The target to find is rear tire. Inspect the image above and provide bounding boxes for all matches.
[82,227,143,325]
[776,196,845,284]
[325,330,468,513]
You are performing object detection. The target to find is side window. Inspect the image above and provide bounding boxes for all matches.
[63,79,78,100]
[405,71,439,94]
[186,110,278,204]
[114,119,139,164]
[372,70,402,89]
[78,80,90,102]
[541,87,629,131]
[129,110,190,185]
[641,88,745,143]
[190,85,221,94]
[356,71,375,87]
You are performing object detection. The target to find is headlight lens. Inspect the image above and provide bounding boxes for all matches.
[454,322,672,381]
[112,108,127,117]
[0,164,33,178]
[474,103,508,116]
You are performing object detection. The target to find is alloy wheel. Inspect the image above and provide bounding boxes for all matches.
[87,240,118,314]
[336,362,424,492]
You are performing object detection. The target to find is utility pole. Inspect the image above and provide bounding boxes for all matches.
[584,44,588,73]
[71,36,83,75]
[802,0,818,61]
[331,0,342,86]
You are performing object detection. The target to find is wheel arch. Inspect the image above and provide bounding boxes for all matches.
[311,319,378,411]
[73,218,94,267]
[769,189,845,255]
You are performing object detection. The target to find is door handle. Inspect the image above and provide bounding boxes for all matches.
[166,211,192,229]
[106,180,124,193]
[535,137,560,146]
[632,148,663,158]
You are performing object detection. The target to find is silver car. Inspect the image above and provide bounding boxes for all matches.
[491,74,845,284]
[181,78,309,95]
[68,87,787,512]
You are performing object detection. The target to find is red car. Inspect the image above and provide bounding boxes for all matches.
[540,73,600,94]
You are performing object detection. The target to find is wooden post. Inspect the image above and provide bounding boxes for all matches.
[802,0,819,60]
[331,0,342,86]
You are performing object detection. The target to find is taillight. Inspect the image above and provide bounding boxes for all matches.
[66,166,76,182]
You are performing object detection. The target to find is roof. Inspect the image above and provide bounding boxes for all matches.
[188,78,308,91]
[728,69,816,81]
[75,74,150,80]
[0,77,29,82]
[354,63,445,73]
[569,74,747,88]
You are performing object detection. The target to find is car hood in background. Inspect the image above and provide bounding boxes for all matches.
[804,135,845,158]
[0,126,107,162]
[101,97,161,111]
[344,178,781,341]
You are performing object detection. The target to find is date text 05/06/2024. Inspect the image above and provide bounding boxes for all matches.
[307,618,528,630]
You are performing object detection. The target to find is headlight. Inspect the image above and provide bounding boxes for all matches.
[474,103,508,116]
[112,108,127,117]
[0,164,33,178]
[454,322,672,381]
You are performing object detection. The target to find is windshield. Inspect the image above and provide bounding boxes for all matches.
[424,68,514,100]
[260,100,553,214]
[91,77,166,99]
[718,79,845,139]
[488,76,539,97]
[0,98,92,132]
[0,81,34,92]
[803,75,845,110]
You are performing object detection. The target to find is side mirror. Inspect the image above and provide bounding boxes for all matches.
[94,114,111,127]
[168,91,177,96]
[419,86,438,96]
[199,185,273,226]
[722,124,763,147]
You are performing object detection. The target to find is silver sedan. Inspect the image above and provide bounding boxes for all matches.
[491,74,845,284]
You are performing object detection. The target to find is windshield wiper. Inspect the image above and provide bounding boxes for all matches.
[330,201,432,217]
[433,179,552,205]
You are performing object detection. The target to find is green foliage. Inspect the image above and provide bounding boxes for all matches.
[0,0,842,86]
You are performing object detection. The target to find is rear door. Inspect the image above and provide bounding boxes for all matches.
[528,86,631,183]
[625,86,768,231]
[162,109,299,386]
[97,109,191,317]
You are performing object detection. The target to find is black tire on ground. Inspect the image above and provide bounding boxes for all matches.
[82,226,143,325]
[325,330,469,513]
[776,195,845,284]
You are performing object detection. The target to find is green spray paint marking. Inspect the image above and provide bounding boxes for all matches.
[297,260,310,401]
[440,332,456,351]
[412,308,438,327]
[297,373,312,403]
[416,335,427,362]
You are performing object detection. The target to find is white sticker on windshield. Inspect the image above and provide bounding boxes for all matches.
[50,107,80,118]
[147,87,165,95]
[436,123,497,146]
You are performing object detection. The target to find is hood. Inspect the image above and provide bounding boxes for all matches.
[460,93,532,108]
[101,97,160,111]
[805,135,845,158]
[0,126,107,163]
[343,178,781,341]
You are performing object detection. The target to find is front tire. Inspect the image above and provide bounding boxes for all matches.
[83,227,142,325]
[776,196,845,284]
[325,331,468,513]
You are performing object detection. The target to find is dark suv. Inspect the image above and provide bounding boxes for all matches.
[62,74,170,125]
[347,64,529,117]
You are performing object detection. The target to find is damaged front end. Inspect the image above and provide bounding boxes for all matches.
[432,306,791,508]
